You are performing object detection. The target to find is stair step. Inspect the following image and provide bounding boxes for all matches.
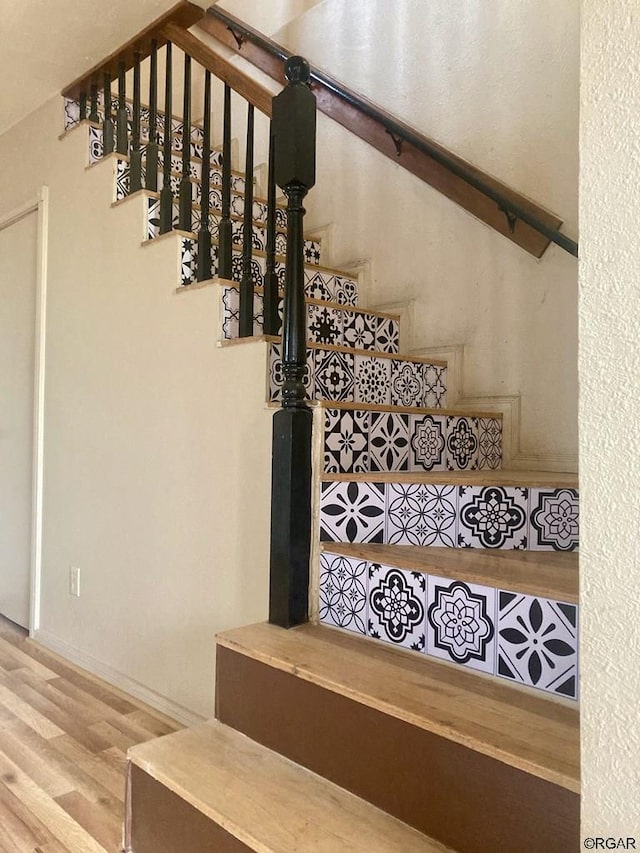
[215,622,579,853]
[321,404,502,473]
[320,542,578,603]
[219,282,399,353]
[126,719,448,852]
[319,472,579,551]
[268,341,447,407]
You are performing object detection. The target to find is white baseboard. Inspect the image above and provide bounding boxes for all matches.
[32,628,206,727]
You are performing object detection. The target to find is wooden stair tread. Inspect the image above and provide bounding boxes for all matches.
[128,720,450,852]
[322,469,578,487]
[321,543,578,603]
[315,399,501,418]
[216,622,579,792]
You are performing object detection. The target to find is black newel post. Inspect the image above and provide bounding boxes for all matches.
[268,56,316,628]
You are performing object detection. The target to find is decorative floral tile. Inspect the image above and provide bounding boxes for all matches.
[319,481,385,543]
[275,207,287,230]
[64,97,80,129]
[427,575,496,674]
[478,418,503,470]
[147,197,160,240]
[343,312,376,351]
[180,238,196,286]
[354,356,391,405]
[376,317,399,354]
[221,286,239,340]
[275,232,287,256]
[368,563,426,652]
[268,342,314,403]
[496,591,578,699]
[423,364,447,408]
[529,488,579,552]
[231,254,264,289]
[307,304,343,347]
[319,552,367,635]
[386,483,458,547]
[458,485,528,549]
[314,349,355,402]
[323,408,369,474]
[304,240,322,265]
[304,270,333,301]
[409,414,446,472]
[446,417,479,471]
[88,125,103,164]
[333,275,358,306]
[369,412,409,472]
[115,159,130,201]
[390,360,423,407]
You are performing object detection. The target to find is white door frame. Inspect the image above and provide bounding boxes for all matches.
[0,187,49,636]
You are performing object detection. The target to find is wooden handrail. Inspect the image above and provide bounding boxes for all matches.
[198,6,578,259]
[62,1,202,99]
[161,23,273,117]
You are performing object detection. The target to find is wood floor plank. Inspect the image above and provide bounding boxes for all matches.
[0,615,182,851]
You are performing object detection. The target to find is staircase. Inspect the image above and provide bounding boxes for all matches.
[60,13,579,852]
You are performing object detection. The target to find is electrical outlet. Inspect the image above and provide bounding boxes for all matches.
[69,566,80,597]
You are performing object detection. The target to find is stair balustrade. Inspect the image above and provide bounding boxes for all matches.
[62,8,317,629]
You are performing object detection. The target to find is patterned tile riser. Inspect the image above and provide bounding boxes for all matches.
[319,481,579,552]
[221,287,396,353]
[268,345,435,407]
[319,552,579,700]
[323,410,501,474]
[66,97,207,144]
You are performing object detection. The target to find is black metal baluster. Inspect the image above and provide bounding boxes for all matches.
[146,40,159,192]
[178,54,192,232]
[218,84,233,279]
[79,91,88,122]
[102,73,114,153]
[197,70,212,282]
[269,57,316,627]
[130,52,142,192]
[264,128,280,335]
[89,83,99,122]
[239,103,255,337]
[116,61,128,155]
[159,42,173,234]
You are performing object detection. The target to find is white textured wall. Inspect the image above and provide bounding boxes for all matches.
[580,0,640,835]
[0,98,272,720]
[220,0,579,465]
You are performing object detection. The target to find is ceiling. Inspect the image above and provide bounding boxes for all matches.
[0,0,207,136]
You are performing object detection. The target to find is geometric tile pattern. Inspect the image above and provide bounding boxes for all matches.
[496,591,578,699]
[323,408,369,474]
[319,479,578,552]
[529,488,579,552]
[319,550,579,699]
[478,417,503,470]
[321,409,494,475]
[319,481,385,544]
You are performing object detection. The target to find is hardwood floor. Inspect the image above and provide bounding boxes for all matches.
[0,616,182,852]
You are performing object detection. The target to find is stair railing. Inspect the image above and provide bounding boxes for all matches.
[62,8,316,627]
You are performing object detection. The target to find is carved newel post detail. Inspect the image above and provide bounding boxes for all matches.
[269,56,316,628]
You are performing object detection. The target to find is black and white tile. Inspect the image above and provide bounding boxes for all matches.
[323,408,369,474]
[307,304,343,347]
[496,591,578,698]
[385,483,458,547]
[304,240,322,265]
[529,488,579,551]
[427,576,496,674]
[180,238,197,286]
[458,485,528,549]
[333,275,359,306]
[478,418,503,470]
[146,197,161,240]
[304,270,333,302]
[64,98,80,129]
[369,412,409,472]
[390,360,423,407]
[376,316,399,355]
[446,416,479,471]
[319,552,367,636]
[422,364,447,408]
[354,356,391,405]
[115,159,130,201]
[88,125,103,164]
[314,350,355,402]
[368,564,426,652]
[409,414,446,472]
[319,481,385,543]
[221,287,240,339]
[343,312,376,351]
[268,342,314,403]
